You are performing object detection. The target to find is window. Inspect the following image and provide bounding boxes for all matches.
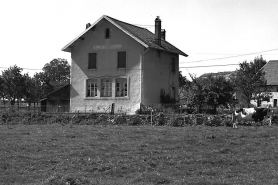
[101,78,112,97]
[171,57,176,73]
[117,51,126,68]
[87,79,98,97]
[105,28,110,39]
[116,78,127,97]
[88,53,96,69]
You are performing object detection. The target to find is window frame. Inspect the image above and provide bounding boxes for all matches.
[115,78,128,97]
[86,78,98,97]
[100,78,112,97]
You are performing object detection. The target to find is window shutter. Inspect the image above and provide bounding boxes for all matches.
[88,53,97,69]
[118,52,126,68]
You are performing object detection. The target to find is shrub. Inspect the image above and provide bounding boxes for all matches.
[156,113,166,126]
[206,115,223,126]
[114,115,127,125]
[128,116,142,126]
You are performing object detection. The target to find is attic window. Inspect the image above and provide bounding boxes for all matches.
[105,28,110,39]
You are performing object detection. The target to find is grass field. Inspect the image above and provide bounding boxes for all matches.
[1,124,278,185]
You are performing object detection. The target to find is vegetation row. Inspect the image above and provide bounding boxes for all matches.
[1,110,276,127]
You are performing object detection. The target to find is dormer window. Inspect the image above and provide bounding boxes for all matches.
[105,28,110,39]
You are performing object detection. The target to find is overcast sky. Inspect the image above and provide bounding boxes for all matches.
[1,0,278,78]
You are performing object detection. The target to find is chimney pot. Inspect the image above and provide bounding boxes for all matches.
[155,16,161,45]
[161,29,166,40]
[86,23,91,29]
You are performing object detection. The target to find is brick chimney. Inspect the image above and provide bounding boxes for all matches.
[155,16,161,45]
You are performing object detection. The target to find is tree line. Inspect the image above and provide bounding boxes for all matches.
[179,56,270,112]
[0,58,70,106]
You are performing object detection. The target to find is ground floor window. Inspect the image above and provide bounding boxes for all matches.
[87,79,97,97]
[116,78,127,97]
[85,77,128,98]
[101,78,112,97]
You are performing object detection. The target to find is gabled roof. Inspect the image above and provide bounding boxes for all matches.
[62,15,188,57]
[262,60,278,85]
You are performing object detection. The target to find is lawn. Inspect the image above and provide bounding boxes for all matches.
[1,124,278,185]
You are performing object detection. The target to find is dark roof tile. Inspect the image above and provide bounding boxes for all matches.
[262,60,278,85]
[62,15,187,57]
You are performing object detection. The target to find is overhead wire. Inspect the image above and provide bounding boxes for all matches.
[1,48,277,71]
[180,48,278,64]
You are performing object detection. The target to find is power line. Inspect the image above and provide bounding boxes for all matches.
[181,48,278,64]
[0,67,42,70]
[180,63,239,69]
[191,52,278,56]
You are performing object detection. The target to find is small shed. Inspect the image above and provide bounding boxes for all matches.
[41,84,70,112]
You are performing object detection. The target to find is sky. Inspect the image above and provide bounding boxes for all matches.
[1,0,278,78]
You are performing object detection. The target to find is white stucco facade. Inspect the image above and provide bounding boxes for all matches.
[63,16,186,114]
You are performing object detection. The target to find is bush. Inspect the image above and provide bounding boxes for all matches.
[155,113,167,126]
[128,116,142,126]
[114,115,127,125]
[205,115,225,126]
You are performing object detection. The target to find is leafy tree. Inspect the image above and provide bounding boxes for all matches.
[206,74,235,112]
[32,58,70,98]
[233,56,267,107]
[180,73,235,113]
[181,73,210,112]
[42,58,70,90]
[179,71,188,87]
[1,65,25,105]
[33,72,54,99]
[21,74,40,108]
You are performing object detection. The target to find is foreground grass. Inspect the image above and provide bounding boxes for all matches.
[1,124,278,185]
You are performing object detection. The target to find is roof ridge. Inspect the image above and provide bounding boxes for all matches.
[106,15,150,31]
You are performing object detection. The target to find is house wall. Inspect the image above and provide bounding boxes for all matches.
[70,19,145,114]
[142,48,179,105]
[266,86,278,107]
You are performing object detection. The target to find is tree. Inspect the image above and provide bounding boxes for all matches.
[233,56,267,107]
[181,73,210,112]
[179,71,188,87]
[21,74,40,108]
[180,72,235,113]
[33,72,54,99]
[0,75,6,104]
[33,58,70,98]
[206,74,235,112]
[1,65,25,105]
[42,58,70,90]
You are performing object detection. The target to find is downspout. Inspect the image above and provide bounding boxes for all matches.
[140,47,150,105]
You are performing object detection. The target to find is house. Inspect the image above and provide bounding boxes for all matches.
[259,60,278,107]
[62,15,188,114]
[41,84,70,112]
